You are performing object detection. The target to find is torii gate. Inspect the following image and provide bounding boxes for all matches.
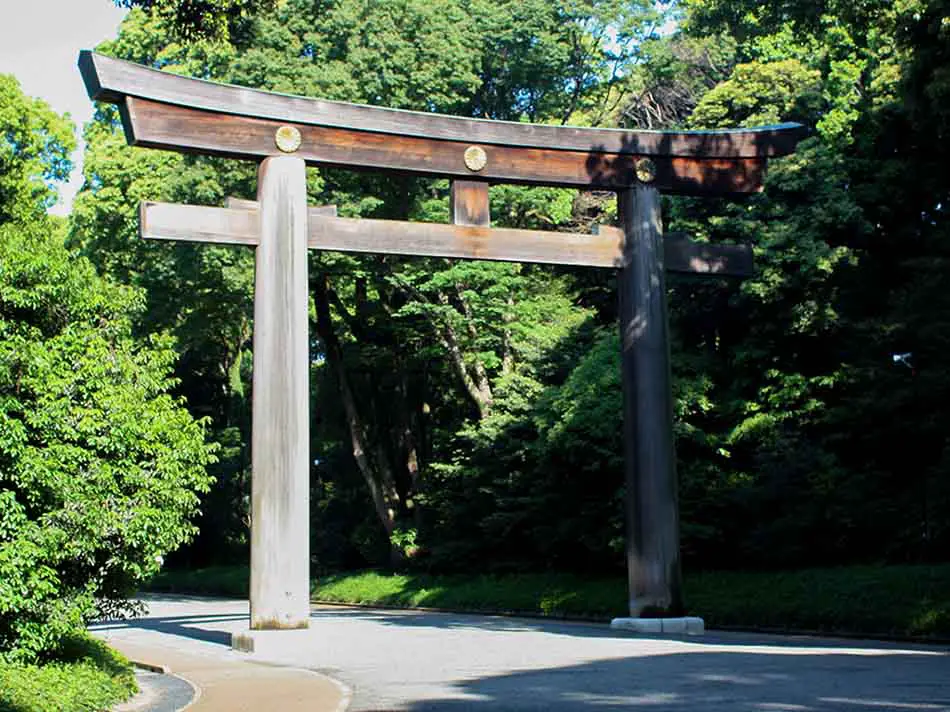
[80,50,804,639]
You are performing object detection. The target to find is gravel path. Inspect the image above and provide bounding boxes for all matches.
[92,596,950,711]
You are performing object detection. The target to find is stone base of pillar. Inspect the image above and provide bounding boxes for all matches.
[231,627,312,654]
[610,616,705,636]
[230,632,256,653]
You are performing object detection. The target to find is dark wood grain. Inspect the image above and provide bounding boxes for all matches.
[664,232,753,276]
[80,50,807,159]
[618,183,682,616]
[124,98,768,193]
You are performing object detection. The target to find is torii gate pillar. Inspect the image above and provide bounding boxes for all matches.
[248,156,311,630]
[618,184,682,617]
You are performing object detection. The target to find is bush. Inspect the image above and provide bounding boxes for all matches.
[0,76,216,662]
[0,216,216,662]
[0,633,136,712]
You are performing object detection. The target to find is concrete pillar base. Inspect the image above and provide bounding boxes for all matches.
[231,627,312,654]
[231,631,258,653]
[610,616,705,636]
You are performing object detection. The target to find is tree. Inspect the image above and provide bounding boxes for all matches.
[0,77,73,225]
[0,75,215,662]
[114,0,276,41]
[666,0,950,565]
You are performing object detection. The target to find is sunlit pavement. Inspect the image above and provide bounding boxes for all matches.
[91,596,950,711]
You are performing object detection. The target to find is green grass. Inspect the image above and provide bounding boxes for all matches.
[313,570,626,619]
[148,564,251,598]
[0,634,137,712]
[687,565,950,638]
[147,563,950,639]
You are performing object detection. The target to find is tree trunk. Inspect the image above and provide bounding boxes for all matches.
[438,290,493,419]
[313,272,396,537]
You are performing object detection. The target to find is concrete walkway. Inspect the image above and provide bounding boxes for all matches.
[91,596,950,711]
[91,598,348,712]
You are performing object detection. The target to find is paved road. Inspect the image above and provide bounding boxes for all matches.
[92,596,950,711]
[114,669,195,712]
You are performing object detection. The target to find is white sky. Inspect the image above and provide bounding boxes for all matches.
[0,0,128,215]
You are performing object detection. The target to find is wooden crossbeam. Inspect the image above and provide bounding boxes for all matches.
[139,200,337,246]
[122,98,771,194]
[310,215,625,267]
[223,197,338,215]
[140,200,752,276]
[81,51,806,160]
[664,232,752,277]
[139,202,259,246]
[79,53,807,195]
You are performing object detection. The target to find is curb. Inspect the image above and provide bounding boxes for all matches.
[117,662,200,712]
[311,599,950,646]
[311,598,613,624]
[131,660,171,674]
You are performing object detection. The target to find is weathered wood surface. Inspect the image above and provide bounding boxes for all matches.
[121,97,769,193]
[140,202,260,245]
[81,50,807,159]
[248,156,311,631]
[223,196,338,216]
[139,200,337,245]
[310,215,626,266]
[141,200,623,265]
[451,181,490,227]
[618,184,683,616]
[141,200,751,273]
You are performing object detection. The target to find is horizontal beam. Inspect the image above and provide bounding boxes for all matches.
[140,201,753,275]
[123,98,768,194]
[665,232,753,277]
[223,196,338,216]
[140,200,624,266]
[309,216,626,268]
[139,201,336,244]
[81,50,806,159]
[140,202,259,246]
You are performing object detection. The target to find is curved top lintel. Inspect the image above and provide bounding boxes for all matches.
[79,50,807,160]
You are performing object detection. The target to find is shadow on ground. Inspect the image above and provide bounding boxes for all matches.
[391,650,950,711]
[93,602,950,711]
[313,607,948,651]
[92,613,246,647]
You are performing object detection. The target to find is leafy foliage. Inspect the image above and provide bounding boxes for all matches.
[0,77,73,225]
[0,75,215,662]
[114,0,276,41]
[66,0,950,585]
[0,633,136,712]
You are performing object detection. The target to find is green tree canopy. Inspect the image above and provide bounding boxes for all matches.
[0,77,73,225]
[0,75,215,662]
[74,0,950,576]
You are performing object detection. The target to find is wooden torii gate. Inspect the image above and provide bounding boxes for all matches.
[80,50,804,637]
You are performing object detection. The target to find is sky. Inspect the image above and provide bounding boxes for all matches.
[0,0,128,215]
